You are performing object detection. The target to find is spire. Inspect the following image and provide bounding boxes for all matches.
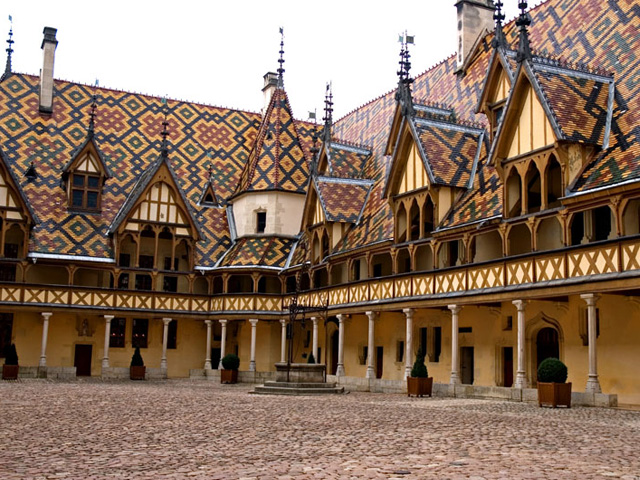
[160,98,169,160]
[395,32,415,117]
[322,82,333,144]
[516,0,532,62]
[88,80,98,136]
[492,0,507,49]
[277,27,285,88]
[2,17,13,81]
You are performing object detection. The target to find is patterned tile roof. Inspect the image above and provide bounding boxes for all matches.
[326,142,371,179]
[315,177,372,224]
[218,236,295,269]
[413,117,484,188]
[235,88,310,195]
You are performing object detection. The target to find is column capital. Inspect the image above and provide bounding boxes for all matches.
[580,293,601,306]
[103,315,114,322]
[280,318,287,326]
[41,312,53,320]
[249,318,259,327]
[311,316,318,325]
[365,311,378,321]
[336,313,348,323]
[204,319,212,326]
[447,304,461,315]
[402,308,414,318]
[512,299,528,311]
[162,317,172,325]
[219,319,228,326]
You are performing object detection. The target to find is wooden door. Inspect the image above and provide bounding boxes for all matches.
[536,327,559,369]
[375,346,383,379]
[503,347,513,387]
[74,344,92,376]
[460,346,474,385]
[330,331,339,375]
[211,348,221,369]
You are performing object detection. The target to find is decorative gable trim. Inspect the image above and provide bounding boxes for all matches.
[0,147,37,224]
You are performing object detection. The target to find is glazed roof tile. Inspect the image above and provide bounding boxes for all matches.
[315,177,373,224]
[218,236,295,269]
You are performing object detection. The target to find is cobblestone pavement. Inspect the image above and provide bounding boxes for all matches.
[1,380,639,480]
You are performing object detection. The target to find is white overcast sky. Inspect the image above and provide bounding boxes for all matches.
[1,1,524,120]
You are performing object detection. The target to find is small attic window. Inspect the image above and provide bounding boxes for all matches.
[202,192,216,206]
[70,172,101,210]
[256,211,266,233]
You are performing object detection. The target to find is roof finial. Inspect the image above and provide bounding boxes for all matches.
[516,1,532,62]
[395,32,415,117]
[160,97,169,159]
[277,27,285,88]
[88,79,98,135]
[492,1,507,49]
[322,82,333,143]
[2,16,14,80]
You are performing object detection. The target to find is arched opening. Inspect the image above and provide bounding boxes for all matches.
[227,274,253,293]
[331,262,347,285]
[422,196,434,238]
[525,162,542,214]
[622,198,640,236]
[438,239,461,268]
[73,268,112,288]
[396,203,407,243]
[299,272,311,291]
[570,206,613,246]
[257,275,281,294]
[193,276,209,295]
[158,228,173,270]
[26,265,69,285]
[118,234,136,268]
[175,239,190,271]
[351,257,368,281]
[371,252,392,278]
[396,248,411,274]
[506,168,522,217]
[409,200,420,241]
[4,224,24,258]
[321,231,330,259]
[570,211,585,246]
[212,276,224,294]
[508,223,532,256]
[471,230,502,262]
[312,231,321,264]
[415,244,433,271]
[313,267,328,288]
[330,329,339,375]
[536,216,563,251]
[139,227,156,269]
[536,327,559,372]
[546,155,562,208]
[526,312,564,386]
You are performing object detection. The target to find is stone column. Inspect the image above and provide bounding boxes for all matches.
[311,317,319,363]
[365,311,377,379]
[249,319,258,372]
[102,315,114,369]
[513,300,528,388]
[39,312,52,367]
[581,293,602,393]
[448,305,461,385]
[161,318,171,370]
[204,320,212,370]
[280,318,287,363]
[403,308,414,379]
[336,314,346,376]
[218,319,227,369]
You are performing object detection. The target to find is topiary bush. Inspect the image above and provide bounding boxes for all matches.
[130,347,144,367]
[307,352,316,364]
[537,357,568,383]
[221,353,240,370]
[4,344,18,366]
[410,349,428,378]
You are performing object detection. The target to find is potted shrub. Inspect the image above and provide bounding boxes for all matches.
[130,347,146,380]
[307,352,316,364]
[220,353,240,384]
[537,357,571,408]
[2,343,19,380]
[407,349,433,397]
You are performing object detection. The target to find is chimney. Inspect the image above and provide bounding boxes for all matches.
[261,72,278,113]
[456,0,494,71]
[39,27,58,114]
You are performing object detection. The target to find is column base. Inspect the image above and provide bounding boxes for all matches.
[249,361,256,372]
[204,361,212,370]
[218,360,223,370]
[365,366,375,379]
[39,357,47,368]
[514,372,528,389]
[160,360,168,370]
[450,373,461,385]
[586,376,602,394]
[404,367,412,380]
[336,365,345,377]
[101,359,110,369]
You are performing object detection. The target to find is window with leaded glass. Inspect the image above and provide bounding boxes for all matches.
[109,318,126,348]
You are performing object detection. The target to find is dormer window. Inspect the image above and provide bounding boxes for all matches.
[70,171,101,210]
[256,211,266,233]
[490,101,506,140]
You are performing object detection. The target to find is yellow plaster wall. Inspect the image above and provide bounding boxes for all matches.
[507,84,555,159]
[398,143,428,195]
[232,191,306,237]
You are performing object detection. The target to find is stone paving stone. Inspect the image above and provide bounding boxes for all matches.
[0,379,639,479]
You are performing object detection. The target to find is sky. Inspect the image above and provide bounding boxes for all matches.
[0,1,524,120]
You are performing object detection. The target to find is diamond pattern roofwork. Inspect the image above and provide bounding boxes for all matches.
[326,142,371,179]
[235,88,310,195]
[315,177,372,224]
[218,236,295,269]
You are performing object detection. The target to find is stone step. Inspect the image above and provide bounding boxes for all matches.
[262,381,338,389]
[251,383,345,396]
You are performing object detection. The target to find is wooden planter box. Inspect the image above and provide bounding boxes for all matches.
[221,369,238,384]
[538,382,572,408]
[130,366,146,380]
[2,364,19,380]
[407,376,433,397]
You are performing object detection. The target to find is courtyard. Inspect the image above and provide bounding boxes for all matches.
[0,380,639,479]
